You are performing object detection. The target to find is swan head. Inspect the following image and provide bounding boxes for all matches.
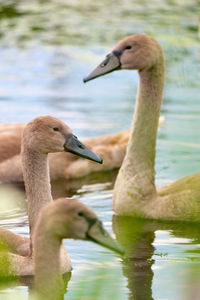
[22,116,102,164]
[37,198,124,255]
[83,34,164,82]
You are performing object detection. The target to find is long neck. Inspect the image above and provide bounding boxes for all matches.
[22,148,53,240]
[34,228,64,300]
[123,62,165,196]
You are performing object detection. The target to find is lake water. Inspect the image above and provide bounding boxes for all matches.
[0,0,199,299]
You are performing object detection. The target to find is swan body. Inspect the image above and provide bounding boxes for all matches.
[84,33,200,221]
[0,118,164,183]
[0,115,106,276]
[0,123,23,163]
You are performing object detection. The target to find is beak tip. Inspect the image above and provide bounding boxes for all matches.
[92,153,103,164]
[117,247,125,256]
[83,75,93,83]
[99,157,103,164]
[88,221,124,255]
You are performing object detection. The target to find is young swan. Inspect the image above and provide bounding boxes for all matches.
[0,115,103,276]
[33,197,123,300]
[84,33,200,221]
[0,121,164,182]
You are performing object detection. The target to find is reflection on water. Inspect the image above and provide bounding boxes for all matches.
[113,217,200,300]
[0,0,200,299]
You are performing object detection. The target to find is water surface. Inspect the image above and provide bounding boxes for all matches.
[0,0,199,299]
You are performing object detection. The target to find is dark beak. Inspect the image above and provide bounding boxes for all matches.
[87,220,124,255]
[64,134,103,164]
[83,52,121,83]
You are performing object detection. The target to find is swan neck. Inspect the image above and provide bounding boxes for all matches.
[125,63,165,194]
[22,148,53,239]
[34,228,64,300]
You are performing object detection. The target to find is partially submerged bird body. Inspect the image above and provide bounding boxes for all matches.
[84,33,200,221]
[0,123,23,163]
[0,124,129,182]
[0,119,164,183]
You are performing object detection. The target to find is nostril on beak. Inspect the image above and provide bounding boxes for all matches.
[77,140,85,149]
[100,55,110,68]
[100,62,106,67]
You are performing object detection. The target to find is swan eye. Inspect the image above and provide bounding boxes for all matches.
[125,45,132,50]
[53,127,59,131]
[78,211,84,217]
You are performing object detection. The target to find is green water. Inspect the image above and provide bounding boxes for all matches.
[0,0,199,299]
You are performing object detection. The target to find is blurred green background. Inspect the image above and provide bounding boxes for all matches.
[0,0,198,46]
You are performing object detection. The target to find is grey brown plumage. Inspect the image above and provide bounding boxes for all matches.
[0,119,164,183]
